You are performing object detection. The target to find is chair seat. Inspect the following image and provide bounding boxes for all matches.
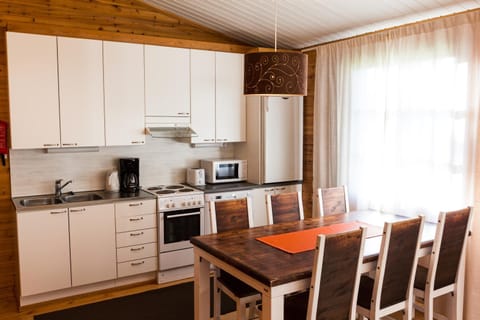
[414,265,428,291]
[357,275,374,309]
[218,271,259,298]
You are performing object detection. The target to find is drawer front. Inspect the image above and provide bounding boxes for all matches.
[117,242,157,263]
[116,227,157,247]
[115,199,155,217]
[116,213,156,232]
[117,256,157,278]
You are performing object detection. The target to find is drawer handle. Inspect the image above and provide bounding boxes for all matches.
[70,208,86,213]
[129,217,144,222]
[131,141,144,144]
[62,143,78,146]
[129,202,143,207]
[43,143,59,147]
[130,231,144,237]
[130,246,145,252]
[50,210,67,215]
[131,261,145,266]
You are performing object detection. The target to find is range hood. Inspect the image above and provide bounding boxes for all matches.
[145,116,196,138]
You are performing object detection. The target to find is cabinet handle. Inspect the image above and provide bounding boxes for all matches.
[130,231,144,237]
[130,246,145,252]
[129,217,144,222]
[129,202,143,207]
[43,143,59,147]
[62,143,78,146]
[131,261,145,266]
[50,210,67,215]
[131,141,144,144]
[203,139,215,142]
[177,112,190,115]
[70,208,86,213]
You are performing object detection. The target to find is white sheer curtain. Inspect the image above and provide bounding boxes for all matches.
[314,11,480,222]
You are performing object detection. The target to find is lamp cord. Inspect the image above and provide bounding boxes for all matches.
[274,0,277,52]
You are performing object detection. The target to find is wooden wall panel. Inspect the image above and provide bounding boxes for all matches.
[302,50,316,218]
[0,0,251,295]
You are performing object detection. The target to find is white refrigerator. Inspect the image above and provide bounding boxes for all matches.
[237,96,303,184]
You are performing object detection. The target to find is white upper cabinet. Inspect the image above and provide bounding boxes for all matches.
[145,45,190,123]
[190,51,246,144]
[191,50,216,143]
[215,52,246,143]
[103,41,146,146]
[58,37,105,147]
[7,32,61,149]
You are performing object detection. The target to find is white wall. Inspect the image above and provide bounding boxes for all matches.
[10,136,234,197]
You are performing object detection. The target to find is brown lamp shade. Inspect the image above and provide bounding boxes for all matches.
[244,51,308,96]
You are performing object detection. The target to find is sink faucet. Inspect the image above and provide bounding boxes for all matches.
[55,179,72,198]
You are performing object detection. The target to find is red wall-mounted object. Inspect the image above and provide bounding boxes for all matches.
[0,121,8,165]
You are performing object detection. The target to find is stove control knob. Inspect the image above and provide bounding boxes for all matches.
[171,203,175,208]
[182,202,186,207]
[165,203,170,209]
[187,201,191,206]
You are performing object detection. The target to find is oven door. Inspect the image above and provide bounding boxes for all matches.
[159,208,204,253]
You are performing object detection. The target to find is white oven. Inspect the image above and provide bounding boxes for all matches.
[145,184,204,283]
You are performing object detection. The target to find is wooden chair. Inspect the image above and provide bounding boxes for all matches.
[266,191,304,224]
[413,207,473,320]
[209,197,261,320]
[356,216,425,320]
[318,185,349,216]
[283,227,367,320]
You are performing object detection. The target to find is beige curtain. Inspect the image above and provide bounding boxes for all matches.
[313,10,480,319]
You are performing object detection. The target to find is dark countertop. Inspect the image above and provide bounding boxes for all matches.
[186,180,303,194]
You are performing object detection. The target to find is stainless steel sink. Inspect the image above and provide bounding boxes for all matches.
[19,197,63,207]
[62,193,103,203]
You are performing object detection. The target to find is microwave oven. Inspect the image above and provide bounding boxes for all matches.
[200,159,247,184]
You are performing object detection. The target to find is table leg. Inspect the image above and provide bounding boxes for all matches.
[262,293,284,320]
[194,250,210,320]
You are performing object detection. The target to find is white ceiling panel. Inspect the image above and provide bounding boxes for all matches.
[144,0,480,49]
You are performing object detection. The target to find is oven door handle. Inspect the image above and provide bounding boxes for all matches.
[166,212,200,219]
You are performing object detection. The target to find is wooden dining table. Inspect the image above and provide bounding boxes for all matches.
[191,210,438,320]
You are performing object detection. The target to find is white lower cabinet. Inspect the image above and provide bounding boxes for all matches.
[69,204,116,287]
[114,199,158,278]
[251,183,303,227]
[17,208,71,296]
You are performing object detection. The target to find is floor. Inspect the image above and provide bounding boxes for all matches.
[0,280,425,320]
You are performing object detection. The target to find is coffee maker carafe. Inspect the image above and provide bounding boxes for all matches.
[119,158,140,194]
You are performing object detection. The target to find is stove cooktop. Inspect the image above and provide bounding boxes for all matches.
[145,184,203,197]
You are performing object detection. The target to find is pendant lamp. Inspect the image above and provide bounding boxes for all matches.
[244,1,308,96]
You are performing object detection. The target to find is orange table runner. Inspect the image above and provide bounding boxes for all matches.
[256,221,382,254]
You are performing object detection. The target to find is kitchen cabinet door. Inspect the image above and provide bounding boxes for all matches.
[69,204,116,286]
[190,50,216,143]
[16,208,71,296]
[58,37,105,147]
[104,41,145,146]
[7,32,61,149]
[215,52,246,143]
[145,45,190,121]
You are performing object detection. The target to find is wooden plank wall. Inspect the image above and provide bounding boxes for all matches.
[0,0,252,294]
[302,50,316,218]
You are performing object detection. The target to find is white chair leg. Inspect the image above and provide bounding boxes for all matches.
[424,292,434,320]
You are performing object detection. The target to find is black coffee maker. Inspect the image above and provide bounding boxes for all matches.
[119,158,140,194]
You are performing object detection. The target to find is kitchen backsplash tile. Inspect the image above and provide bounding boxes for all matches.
[10,136,234,197]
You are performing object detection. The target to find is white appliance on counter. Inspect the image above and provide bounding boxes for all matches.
[144,184,204,283]
[237,96,303,184]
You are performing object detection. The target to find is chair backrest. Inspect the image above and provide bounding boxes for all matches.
[209,197,254,234]
[318,185,349,216]
[266,191,304,224]
[428,207,473,290]
[372,216,424,310]
[308,227,367,320]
